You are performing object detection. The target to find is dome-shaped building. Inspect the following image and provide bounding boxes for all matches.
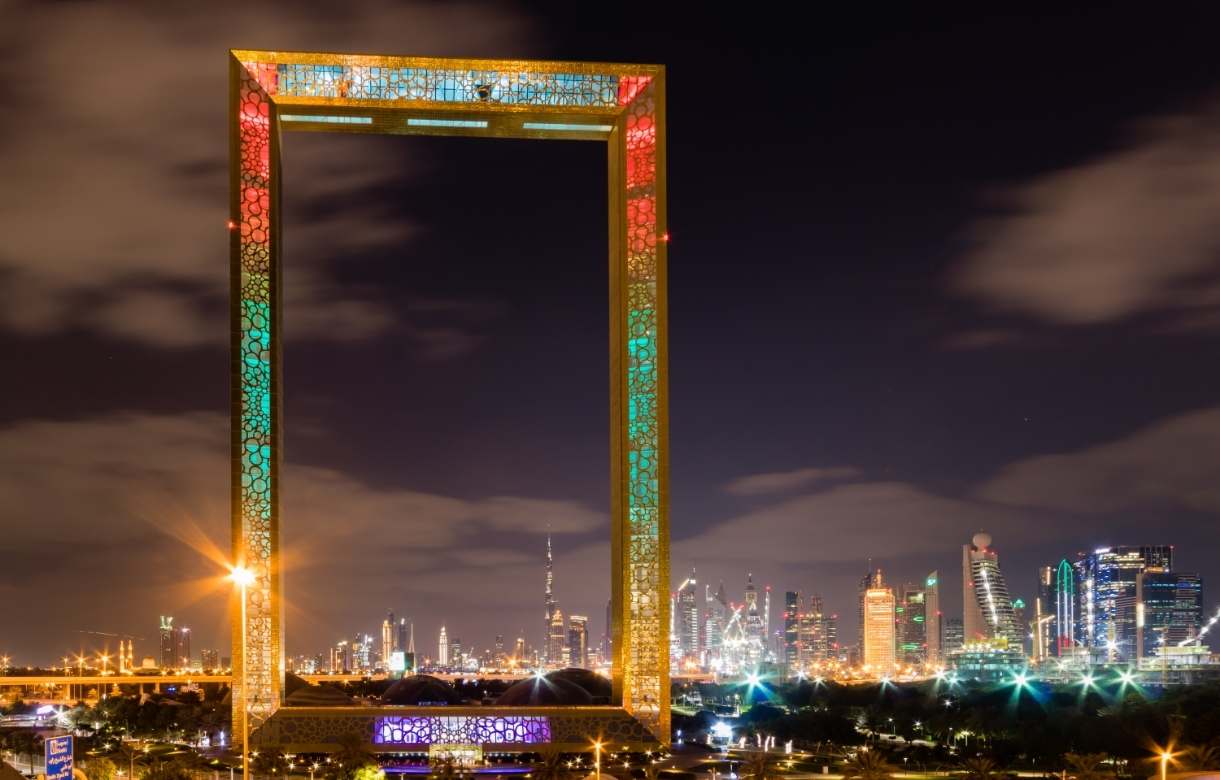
[545,668,611,703]
[496,674,593,706]
[381,675,463,705]
[284,683,354,707]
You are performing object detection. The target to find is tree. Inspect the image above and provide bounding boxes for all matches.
[841,749,894,780]
[8,730,42,775]
[530,748,568,780]
[141,762,192,780]
[1181,745,1220,771]
[86,757,118,780]
[428,757,457,780]
[1064,753,1113,780]
[742,750,775,780]
[253,750,289,779]
[352,767,385,780]
[962,757,1000,780]
[324,732,377,780]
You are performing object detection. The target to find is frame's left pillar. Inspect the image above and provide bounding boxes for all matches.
[229,54,284,744]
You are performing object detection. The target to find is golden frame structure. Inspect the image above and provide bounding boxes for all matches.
[228,50,669,747]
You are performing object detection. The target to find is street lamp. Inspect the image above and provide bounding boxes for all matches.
[592,740,603,780]
[229,564,256,780]
[1160,750,1175,780]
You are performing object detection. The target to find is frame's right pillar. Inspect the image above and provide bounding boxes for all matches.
[610,71,669,743]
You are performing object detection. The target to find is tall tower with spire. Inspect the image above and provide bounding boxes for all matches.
[544,533,558,664]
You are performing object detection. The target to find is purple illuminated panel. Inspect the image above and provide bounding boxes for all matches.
[374,716,552,746]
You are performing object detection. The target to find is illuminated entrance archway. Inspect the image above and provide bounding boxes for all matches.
[228,50,669,746]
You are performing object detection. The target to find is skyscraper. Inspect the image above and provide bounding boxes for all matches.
[962,532,1020,646]
[1054,559,1076,655]
[568,615,589,668]
[705,583,728,658]
[175,625,191,669]
[159,616,174,669]
[544,534,557,665]
[783,591,800,674]
[925,571,941,667]
[397,618,408,655]
[943,618,964,655]
[382,612,395,669]
[677,570,700,659]
[548,608,566,667]
[856,569,879,658]
[438,626,449,667]
[1137,570,1203,657]
[1076,546,1173,660]
[863,574,896,673]
[896,583,926,666]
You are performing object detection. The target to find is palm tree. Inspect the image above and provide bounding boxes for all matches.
[842,750,895,780]
[742,750,774,780]
[962,757,1000,780]
[1181,746,1220,772]
[1064,753,1113,780]
[329,732,377,780]
[530,748,568,780]
[254,750,290,780]
[429,757,458,780]
[9,731,42,775]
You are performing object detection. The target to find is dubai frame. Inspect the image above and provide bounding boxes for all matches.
[228,51,670,750]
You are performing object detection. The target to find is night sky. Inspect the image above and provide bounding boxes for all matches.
[3,2,1220,665]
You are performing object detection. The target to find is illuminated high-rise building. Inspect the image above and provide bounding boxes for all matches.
[397,618,408,655]
[1137,570,1202,658]
[783,591,800,674]
[1054,559,1076,655]
[856,569,880,657]
[943,617,964,655]
[543,533,557,665]
[863,575,896,673]
[547,608,566,667]
[330,641,350,673]
[677,570,700,659]
[705,583,728,657]
[201,648,220,670]
[925,571,941,667]
[1076,546,1172,661]
[962,532,1020,646]
[763,586,772,650]
[568,615,589,668]
[514,636,526,664]
[494,635,506,667]
[159,616,174,669]
[896,583,926,666]
[438,626,449,667]
[381,612,395,669]
[175,626,191,669]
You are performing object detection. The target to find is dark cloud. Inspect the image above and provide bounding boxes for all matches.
[976,405,1220,514]
[952,100,1220,328]
[723,467,862,496]
[0,1,531,349]
[0,411,602,661]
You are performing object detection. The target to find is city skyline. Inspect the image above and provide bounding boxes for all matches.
[4,4,1220,671]
[10,528,1209,677]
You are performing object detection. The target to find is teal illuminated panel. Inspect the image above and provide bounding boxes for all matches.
[523,122,613,132]
[277,63,619,107]
[406,118,488,128]
[281,114,373,124]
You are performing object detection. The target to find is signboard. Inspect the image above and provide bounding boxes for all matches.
[389,651,406,674]
[44,735,73,780]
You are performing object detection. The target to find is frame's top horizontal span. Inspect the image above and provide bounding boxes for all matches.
[232,50,663,77]
[232,50,661,114]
